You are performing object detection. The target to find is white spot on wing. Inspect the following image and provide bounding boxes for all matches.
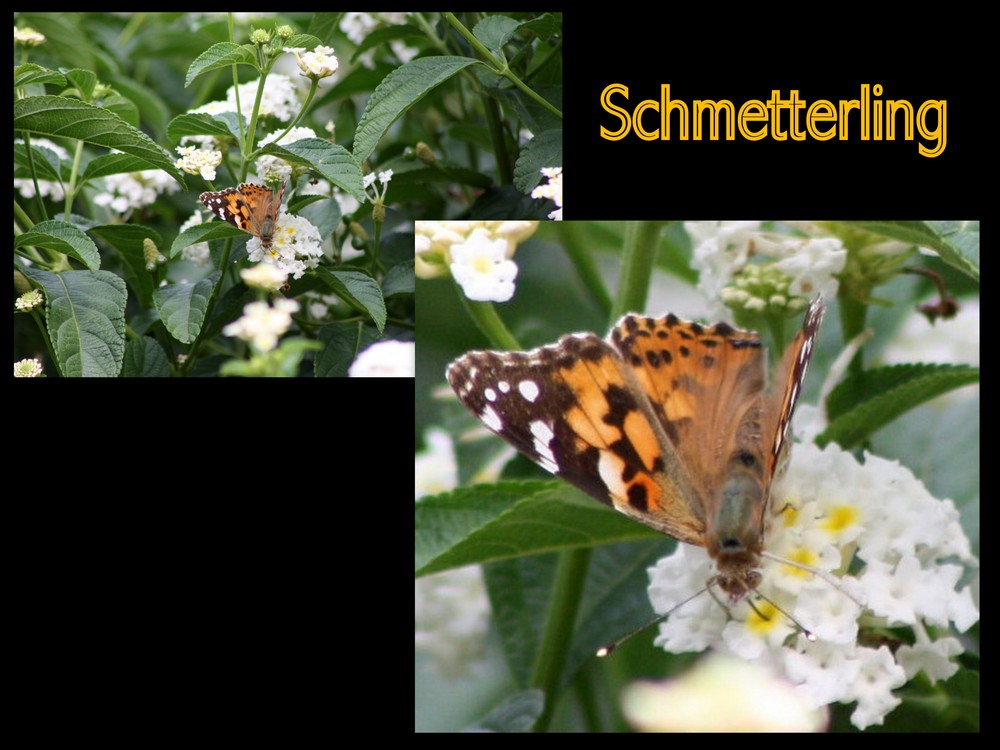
[480,405,502,432]
[484,387,497,402]
[498,381,510,393]
[518,380,540,402]
[530,421,558,473]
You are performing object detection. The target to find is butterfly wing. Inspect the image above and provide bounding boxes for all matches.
[446,332,707,545]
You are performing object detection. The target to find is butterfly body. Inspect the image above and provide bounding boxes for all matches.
[447,298,826,602]
[200,181,286,251]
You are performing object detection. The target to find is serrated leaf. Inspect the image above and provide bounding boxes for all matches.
[88,224,163,308]
[82,153,164,181]
[185,42,258,88]
[15,96,184,182]
[167,112,242,143]
[15,220,101,271]
[153,273,220,344]
[513,129,562,193]
[105,75,170,138]
[353,56,480,163]
[415,482,660,576]
[103,94,139,128]
[382,259,414,297]
[63,68,97,100]
[851,220,979,282]
[473,15,522,54]
[314,321,383,377]
[170,222,243,259]
[122,338,171,377]
[283,34,324,51]
[258,138,365,202]
[15,63,67,89]
[312,268,386,332]
[13,142,64,181]
[819,363,980,448]
[307,12,343,43]
[19,265,126,377]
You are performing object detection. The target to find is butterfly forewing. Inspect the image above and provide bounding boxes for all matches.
[447,297,826,602]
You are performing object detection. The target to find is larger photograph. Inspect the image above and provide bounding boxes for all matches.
[415,220,979,732]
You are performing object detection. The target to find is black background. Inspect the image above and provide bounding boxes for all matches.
[563,13,984,220]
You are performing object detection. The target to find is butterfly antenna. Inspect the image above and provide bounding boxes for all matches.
[596,587,710,658]
[747,590,817,642]
[760,551,864,607]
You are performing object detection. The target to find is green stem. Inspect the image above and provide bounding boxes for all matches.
[441,12,562,120]
[458,295,520,350]
[482,95,513,184]
[252,78,318,157]
[838,293,868,377]
[611,221,667,322]
[556,222,612,320]
[371,219,382,276]
[531,547,591,732]
[29,308,59,377]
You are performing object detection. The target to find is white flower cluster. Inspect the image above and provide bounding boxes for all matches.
[15,289,44,312]
[414,220,538,302]
[530,166,563,220]
[94,170,180,216]
[185,74,300,143]
[14,358,44,377]
[686,221,847,319]
[339,12,418,68]
[647,441,978,729]
[14,138,70,201]
[285,45,339,80]
[174,145,222,180]
[247,213,324,280]
[223,298,300,352]
[348,340,414,377]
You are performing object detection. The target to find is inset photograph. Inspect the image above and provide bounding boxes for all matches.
[415,220,979,732]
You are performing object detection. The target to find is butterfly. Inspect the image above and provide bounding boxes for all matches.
[446,297,826,602]
[200,181,286,252]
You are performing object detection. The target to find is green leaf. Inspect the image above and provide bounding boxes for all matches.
[14,96,184,183]
[87,224,163,308]
[513,129,562,193]
[415,482,659,576]
[468,691,545,733]
[18,13,94,70]
[314,321,383,377]
[313,268,387,332]
[353,56,480,164]
[122,338,172,377]
[819,363,981,448]
[105,75,170,138]
[185,42,259,88]
[15,64,67,89]
[350,24,425,63]
[382,259,414,298]
[257,138,365,202]
[167,112,244,143]
[170,222,243,259]
[473,15,522,54]
[19,265,127,377]
[15,220,101,271]
[13,142,64,181]
[283,34,325,51]
[153,273,220,344]
[63,68,97,100]
[851,220,979,282]
[82,153,165,181]
[103,94,139,128]
[306,12,343,43]
[448,122,493,151]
